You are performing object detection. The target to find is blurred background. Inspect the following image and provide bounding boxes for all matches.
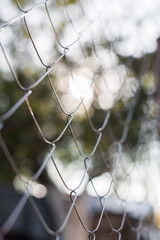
[1,0,160,239]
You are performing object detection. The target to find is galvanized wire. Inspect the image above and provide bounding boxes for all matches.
[0,0,157,239]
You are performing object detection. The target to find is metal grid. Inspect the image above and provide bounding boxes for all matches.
[0,1,157,240]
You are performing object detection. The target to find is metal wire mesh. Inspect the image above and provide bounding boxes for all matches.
[0,1,159,240]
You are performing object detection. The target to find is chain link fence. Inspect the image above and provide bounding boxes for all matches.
[0,0,160,239]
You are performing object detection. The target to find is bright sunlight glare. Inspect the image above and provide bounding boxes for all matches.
[69,76,93,101]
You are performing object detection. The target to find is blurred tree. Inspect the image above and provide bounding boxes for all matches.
[0,0,159,187]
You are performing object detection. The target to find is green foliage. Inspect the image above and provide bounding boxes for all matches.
[0,0,157,185]
[57,0,77,6]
